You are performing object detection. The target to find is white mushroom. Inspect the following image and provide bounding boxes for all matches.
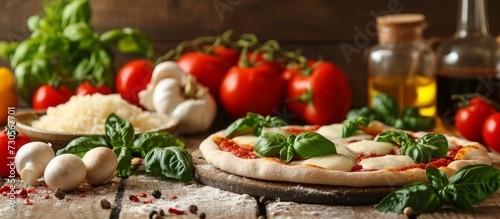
[15,141,55,186]
[44,154,87,191]
[82,147,117,186]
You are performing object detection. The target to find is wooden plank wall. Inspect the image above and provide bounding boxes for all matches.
[1,0,500,107]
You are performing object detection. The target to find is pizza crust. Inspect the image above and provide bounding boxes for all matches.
[199,129,492,187]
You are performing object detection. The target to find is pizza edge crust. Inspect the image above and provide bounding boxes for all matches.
[199,130,492,187]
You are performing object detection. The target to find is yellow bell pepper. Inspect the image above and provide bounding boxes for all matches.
[0,67,18,126]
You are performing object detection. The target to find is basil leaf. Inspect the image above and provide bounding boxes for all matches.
[426,166,449,190]
[144,147,194,182]
[113,146,132,177]
[447,164,500,205]
[372,93,399,117]
[402,107,420,117]
[133,131,185,157]
[293,132,336,158]
[416,134,448,158]
[61,0,91,28]
[438,184,475,211]
[224,114,260,138]
[99,28,154,59]
[105,113,134,148]
[346,106,381,121]
[56,136,109,158]
[339,117,370,138]
[224,113,286,138]
[254,133,288,157]
[375,182,442,214]
[374,131,413,145]
[401,141,435,164]
[279,146,295,163]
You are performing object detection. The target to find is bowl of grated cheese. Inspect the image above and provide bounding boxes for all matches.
[14,94,178,152]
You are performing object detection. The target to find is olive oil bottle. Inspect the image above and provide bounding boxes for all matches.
[368,14,436,117]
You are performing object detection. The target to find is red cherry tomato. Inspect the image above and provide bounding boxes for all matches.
[455,97,496,143]
[32,84,72,110]
[177,52,231,102]
[0,130,32,177]
[219,62,286,119]
[483,113,500,152]
[286,61,352,125]
[213,46,240,65]
[115,59,154,107]
[74,81,112,96]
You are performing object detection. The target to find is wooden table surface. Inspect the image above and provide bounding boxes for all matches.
[1,119,500,219]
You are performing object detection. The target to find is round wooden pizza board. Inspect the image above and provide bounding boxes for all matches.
[192,150,400,205]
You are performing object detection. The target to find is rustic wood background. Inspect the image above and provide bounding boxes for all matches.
[1,0,500,107]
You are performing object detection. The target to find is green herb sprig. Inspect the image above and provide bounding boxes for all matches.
[57,113,193,181]
[374,131,448,164]
[224,112,287,139]
[254,132,336,162]
[346,93,435,131]
[339,116,371,138]
[376,165,500,214]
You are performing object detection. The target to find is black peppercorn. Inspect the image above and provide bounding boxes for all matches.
[188,204,198,214]
[100,199,111,209]
[54,188,65,200]
[199,212,206,219]
[152,190,161,199]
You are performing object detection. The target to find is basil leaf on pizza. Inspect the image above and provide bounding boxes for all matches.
[339,116,370,138]
[254,132,288,157]
[254,132,336,162]
[416,134,448,158]
[375,131,449,164]
[401,140,436,164]
[374,131,412,145]
[224,113,287,138]
[280,145,295,163]
[293,132,336,158]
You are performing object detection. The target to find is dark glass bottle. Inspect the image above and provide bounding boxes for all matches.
[436,0,500,123]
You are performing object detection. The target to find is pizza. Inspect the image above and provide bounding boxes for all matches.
[199,118,492,187]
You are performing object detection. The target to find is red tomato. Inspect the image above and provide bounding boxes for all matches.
[177,52,231,101]
[0,130,32,177]
[74,81,112,96]
[32,84,72,110]
[115,59,154,107]
[286,61,352,125]
[213,46,240,65]
[483,113,500,152]
[219,62,286,119]
[455,97,496,143]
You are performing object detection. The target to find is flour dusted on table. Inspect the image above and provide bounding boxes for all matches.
[32,94,162,134]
